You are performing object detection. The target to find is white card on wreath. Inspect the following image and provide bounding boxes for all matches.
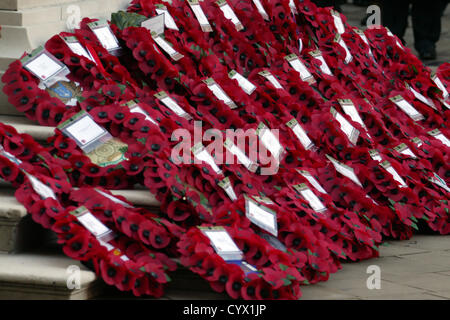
[245,195,278,236]
[26,173,57,200]
[155,6,179,30]
[229,70,257,95]
[286,118,314,150]
[65,115,107,147]
[192,143,222,174]
[294,184,327,213]
[327,155,363,188]
[258,70,283,89]
[297,169,328,194]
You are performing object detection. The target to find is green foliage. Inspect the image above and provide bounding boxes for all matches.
[111,11,148,30]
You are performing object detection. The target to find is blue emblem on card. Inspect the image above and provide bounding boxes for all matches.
[49,81,73,99]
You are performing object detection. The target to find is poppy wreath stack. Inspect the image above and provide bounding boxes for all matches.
[0,0,449,300]
[121,0,448,236]
[113,12,383,270]
[0,123,176,297]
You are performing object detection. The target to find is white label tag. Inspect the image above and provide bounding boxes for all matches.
[203,228,242,256]
[408,85,435,109]
[394,144,417,158]
[218,2,243,31]
[285,55,315,84]
[339,38,353,64]
[153,35,184,61]
[189,1,212,32]
[129,105,157,125]
[0,145,22,165]
[439,97,450,110]
[429,173,450,192]
[295,185,327,213]
[208,83,232,104]
[26,173,57,200]
[224,139,257,172]
[387,28,404,50]
[92,26,120,51]
[289,0,298,15]
[355,29,375,58]
[218,177,237,201]
[25,53,65,82]
[310,51,333,76]
[155,8,179,30]
[332,10,345,34]
[331,107,360,145]
[160,95,190,118]
[411,137,423,148]
[435,133,450,147]
[257,124,284,160]
[338,99,367,130]
[65,116,107,147]
[66,42,94,61]
[382,162,407,188]
[142,14,165,36]
[77,210,111,238]
[252,0,269,20]
[369,149,383,162]
[400,148,416,158]
[229,70,257,95]
[390,96,424,121]
[245,196,278,236]
[96,189,134,208]
[286,119,314,150]
[428,130,450,147]
[297,170,327,194]
[432,75,449,99]
[258,70,283,89]
[327,155,363,188]
[192,144,222,174]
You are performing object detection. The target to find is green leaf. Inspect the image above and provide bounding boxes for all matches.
[286,274,296,280]
[279,263,289,271]
[410,221,418,230]
[111,11,148,30]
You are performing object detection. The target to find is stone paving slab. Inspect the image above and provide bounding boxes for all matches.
[378,242,429,257]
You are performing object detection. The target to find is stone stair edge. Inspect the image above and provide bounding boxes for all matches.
[0,251,104,299]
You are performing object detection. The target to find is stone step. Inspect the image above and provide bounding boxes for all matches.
[0,7,61,26]
[0,188,55,253]
[0,115,54,140]
[0,184,161,253]
[0,24,67,68]
[0,1,114,27]
[0,251,103,299]
[0,189,32,253]
[1,0,130,12]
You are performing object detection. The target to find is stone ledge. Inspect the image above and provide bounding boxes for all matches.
[0,190,27,221]
[0,252,102,299]
[1,0,85,11]
[0,115,54,140]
